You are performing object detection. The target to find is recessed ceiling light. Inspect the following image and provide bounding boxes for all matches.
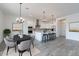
[26,8,29,10]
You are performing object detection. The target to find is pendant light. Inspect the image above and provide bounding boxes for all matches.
[16,3,24,23]
[42,10,48,22]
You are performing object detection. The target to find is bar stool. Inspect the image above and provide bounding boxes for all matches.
[42,33,48,42]
[48,33,56,41]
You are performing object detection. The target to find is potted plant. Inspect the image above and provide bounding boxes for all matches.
[3,29,11,37]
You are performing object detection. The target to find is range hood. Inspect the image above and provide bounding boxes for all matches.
[35,19,40,28]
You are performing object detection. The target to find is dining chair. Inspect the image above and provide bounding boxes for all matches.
[18,40,32,56]
[4,37,17,55]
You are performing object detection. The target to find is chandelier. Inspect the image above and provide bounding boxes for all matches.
[42,10,56,23]
[16,3,24,23]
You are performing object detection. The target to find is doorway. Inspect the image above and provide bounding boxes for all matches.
[58,19,66,37]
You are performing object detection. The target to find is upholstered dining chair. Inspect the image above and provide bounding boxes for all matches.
[23,34,35,48]
[4,37,17,55]
[20,34,35,48]
[18,40,32,56]
[30,35,35,48]
[13,34,20,44]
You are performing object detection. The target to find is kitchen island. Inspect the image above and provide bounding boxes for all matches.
[35,31,56,42]
[35,31,43,41]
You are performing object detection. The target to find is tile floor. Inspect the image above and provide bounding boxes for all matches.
[35,37,79,56]
[1,36,79,56]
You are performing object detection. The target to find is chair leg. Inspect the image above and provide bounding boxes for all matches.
[32,41,34,48]
[29,48,32,56]
[19,52,20,56]
[21,53,23,56]
[6,47,9,55]
[15,46,16,52]
[19,51,23,56]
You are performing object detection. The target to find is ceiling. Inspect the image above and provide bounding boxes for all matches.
[0,3,79,19]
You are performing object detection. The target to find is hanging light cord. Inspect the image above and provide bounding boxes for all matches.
[43,11,46,19]
[20,3,22,18]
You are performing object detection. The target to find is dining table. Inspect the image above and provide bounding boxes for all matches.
[13,34,32,45]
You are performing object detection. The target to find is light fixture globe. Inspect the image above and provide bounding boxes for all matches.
[16,18,20,23]
[20,17,24,23]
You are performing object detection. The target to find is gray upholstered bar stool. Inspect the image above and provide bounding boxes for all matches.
[42,33,48,42]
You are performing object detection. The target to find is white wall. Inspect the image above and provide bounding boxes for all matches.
[3,14,36,36]
[0,10,4,43]
[56,13,79,41]
[57,13,79,41]
[3,14,19,36]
